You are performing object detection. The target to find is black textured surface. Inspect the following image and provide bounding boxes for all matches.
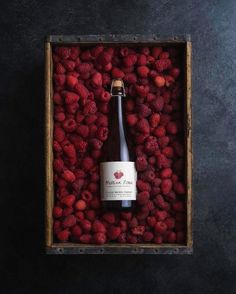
[1,0,236,293]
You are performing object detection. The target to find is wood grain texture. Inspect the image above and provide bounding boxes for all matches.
[45,35,193,254]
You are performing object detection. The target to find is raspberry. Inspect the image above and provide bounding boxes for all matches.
[147,216,156,227]
[135,156,148,171]
[126,113,138,126]
[54,112,65,122]
[74,83,89,100]
[158,136,170,148]
[71,225,82,241]
[144,138,159,154]
[160,168,173,178]
[128,217,138,228]
[165,217,175,229]
[102,212,116,224]
[81,156,94,171]
[75,199,87,211]
[56,178,67,188]
[53,93,63,105]
[155,59,171,72]
[61,170,76,183]
[93,232,106,244]
[149,113,160,128]
[160,52,169,59]
[154,126,166,138]
[153,235,163,244]
[137,210,149,220]
[84,210,96,221]
[117,232,127,243]
[154,221,167,235]
[119,220,128,232]
[97,51,112,65]
[172,201,185,212]
[165,75,175,87]
[99,91,111,102]
[53,158,64,173]
[53,220,61,234]
[108,226,121,240]
[120,211,132,221]
[62,119,77,132]
[166,121,178,134]
[152,47,162,58]
[97,102,109,114]
[135,84,149,97]
[125,99,135,111]
[57,229,70,242]
[80,219,92,233]
[54,74,66,86]
[137,191,150,205]
[55,62,66,74]
[80,49,92,61]
[124,73,137,84]
[96,114,108,127]
[76,124,89,138]
[170,67,180,78]
[155,210,168,221]
[92,220,106,233]
[140,170,155,182]
[62,59,75,71]
[62,214,77,229]
[161,179,172,195]
[174,182,185,194]
[54,127,65,142]
[83,101,97,115]
[132,225,145,236]
[167,231,176,243]
[96,127,108,141]
[53,206,63,218]
[137,66,149,78]
[137,104,151,118]
[79,234,92,244]
[63,143,76,158]
[137,179,151,192]
[90,138,103,150]
[136,118,150,133]
[81,190,93,202]
[151,96,164,112]
[123,54,137,67]
[63,91,80,104]
[162,146,174,158]
[75,211,84,221]
[77,62,92,73]
[75,139,88,153]
[72,178,84,193]
[55,47,71,59]
[89,124,98,137]
[143,231,154,242]
[112,67,125,79]
[61,194,76,207]
[91,72,102,87]
[154,76,165,87]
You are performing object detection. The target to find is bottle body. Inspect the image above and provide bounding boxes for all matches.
[100,79,137,210]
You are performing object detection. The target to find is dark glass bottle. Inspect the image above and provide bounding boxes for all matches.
[100,79,137,210]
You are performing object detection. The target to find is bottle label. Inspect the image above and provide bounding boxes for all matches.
[100,162,137,201]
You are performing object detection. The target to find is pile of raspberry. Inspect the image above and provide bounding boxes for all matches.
[52,45,186,245]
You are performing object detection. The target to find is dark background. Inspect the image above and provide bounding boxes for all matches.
[1,0,236,293]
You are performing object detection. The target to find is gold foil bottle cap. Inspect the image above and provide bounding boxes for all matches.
[111,78,126,96]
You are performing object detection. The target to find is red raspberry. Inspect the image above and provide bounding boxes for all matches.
[135,84,149,97]
[81,156,93,172]
[56,178,67,188]
[62,118,76,132]
[91,72,102,88]
[147,216,156,227]
[136,118,150,133]
[87,182,98,193]
[80,49,92,61]
[75,211,84,221]
[89,138,102,150]
[53,206,63,218]
[53,93,63,105]
[54,74,66,86]
[137,179,151,192]
[120,211,132,221]
[125,99,135,111]
[162,146,174,158]
[145,138,159,155]
[127,234,138,244]
[152,47,162,58]
[151,96,164,112]
[137,54,147,65]
[165,75,175,87]
[80,219,92,233]
[137,210,149,220]
[57,229,70,242]
[76,62,92,73]
[143,231,154,242]
[54,127,65,142]
[157,154,171,169]
[69,47,80,60]
[54,112,65,122]
[124,73,137,84]
[97,51,112,65]
[165,217,175,229]
[75,199,87,211]
[137,104,151,118]
[75,112,85,123]
[61,170,76,183]
[166,121,178,134]
[149,113,160,128]
[120,47,129,56]
[81,190,93,202]
[61,194,76,207]
[99,91,111,102]
[96,127,108,141]
[55,62,66,74]
[154,221,167,235]
[62,59,75,71]
[154,76,165,87]
[79,234,92,244]
[167,231,176,243]
[92,220,106,233]
[53,220,61,234]
[76,124,89,138]
[160,168,173,178]
[93,232,106,244]
[108,226,121,240]
[62,214,77,228]
[63,91,79,104]
[74,83,89,100]
[155,59,171,72]
[84,210,96,221]
[96,114,108,127]
[170,67,180,79]
[119,220,128,232]
[102,212,116,224]
[112,67,125,79]
[137,191,150,205]
[135,156,148,171]
[117,232,127,243]
[132,225,145,236]
[153,235,163,244]
[154,126,166,137]
[72,179,84,193]
[71,225,82,241]
[83,101,97,115]
[128,217,138,228]
[174,182,185,194]
[137,66,149,78]
[53,159,64,173]
[55,47,71,59]
[123,54,137,67]
[158,136,170,148]
[155,210,168,221]
[63,143,76,158]
[173,201,185,212]
[126,113,138,126]
[161,179,172,195]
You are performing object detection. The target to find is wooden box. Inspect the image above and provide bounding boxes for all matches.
[45,35,192,254]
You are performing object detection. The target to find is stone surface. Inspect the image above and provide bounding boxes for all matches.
[0,0,236,293]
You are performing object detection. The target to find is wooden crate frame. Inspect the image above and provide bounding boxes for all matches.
[45,35,192,254]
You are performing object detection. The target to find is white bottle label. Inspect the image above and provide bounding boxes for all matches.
[100,161,137,201]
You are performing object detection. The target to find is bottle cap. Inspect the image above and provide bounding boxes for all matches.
[111,79,126,96]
